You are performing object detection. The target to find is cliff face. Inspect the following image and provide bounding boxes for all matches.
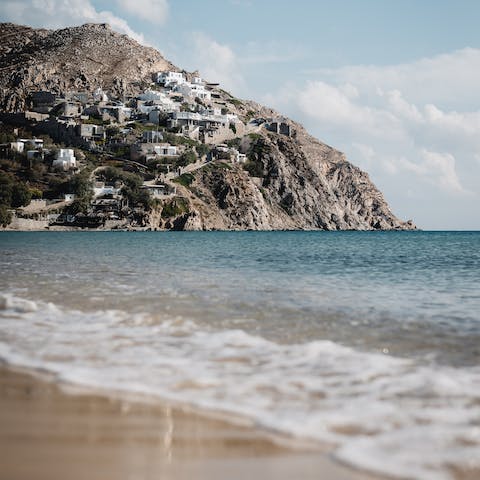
[164,132,414,231]
[0,22,415,231]
[0,23,174,112]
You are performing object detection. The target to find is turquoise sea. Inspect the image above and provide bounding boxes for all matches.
[1,231,479,479]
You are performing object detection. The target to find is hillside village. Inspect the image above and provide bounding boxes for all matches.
[0,68,293,229]
[0,22,415,231]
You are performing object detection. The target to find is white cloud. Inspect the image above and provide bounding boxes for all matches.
[310,48,480,111]
[399,150,466,194]
[189,32,246,95]
[264,48,480,228]
[115,0,168,25]
[0,0,146,44]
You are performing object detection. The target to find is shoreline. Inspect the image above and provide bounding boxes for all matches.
[0,364,381,480]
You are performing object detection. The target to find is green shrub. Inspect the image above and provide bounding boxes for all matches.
[177,150,197,167]
[229,98,242,107]
[161,197,189,218]
[30,188,43,199]
[216,162,232,170]
[174,173,194,187]
[196,143,210,157]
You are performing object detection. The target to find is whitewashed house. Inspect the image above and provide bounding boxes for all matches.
[175,82,211,101]
[53,149,76,170]
[11,137,44,153]
[138,89,165,102]
[131,141,177,161]
[10,141,25,153]
[93,182,122,198]
[153,144,177,156]
[156,71,186,87]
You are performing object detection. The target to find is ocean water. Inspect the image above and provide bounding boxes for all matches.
[0,231,479,479]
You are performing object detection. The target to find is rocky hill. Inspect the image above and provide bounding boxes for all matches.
[0,22,415,231]
[0,23,175,112]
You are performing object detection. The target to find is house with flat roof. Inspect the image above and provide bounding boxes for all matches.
[52,149,76,171]
[156,71,186,87]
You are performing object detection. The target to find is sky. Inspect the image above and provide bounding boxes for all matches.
[1,0,480,229]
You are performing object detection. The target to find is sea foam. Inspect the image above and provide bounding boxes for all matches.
[0,293,479,480]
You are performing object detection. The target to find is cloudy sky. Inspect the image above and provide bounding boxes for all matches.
[1,0,479,229]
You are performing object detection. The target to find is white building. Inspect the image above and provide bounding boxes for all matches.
[20,138,44,149]
[10,141,24,153]
[53,149,76,170]
[141,184,176,198]
[232,149,247,163]
[10,138,44,153]
[93,182,121,198]
[175,82,211,101]
[156,71,186,87]
[201,107,222,116]
[138,89,164,102]
[153,144,177,156]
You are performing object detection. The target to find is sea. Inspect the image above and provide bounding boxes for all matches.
[0,231,479,480]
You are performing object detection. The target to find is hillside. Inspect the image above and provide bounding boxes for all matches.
[0,23,175,112]
[0,22,415,231]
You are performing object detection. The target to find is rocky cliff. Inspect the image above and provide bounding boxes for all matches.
[0,22,415,231]
[166,132,414,231]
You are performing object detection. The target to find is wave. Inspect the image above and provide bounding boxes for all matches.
[1,293,479,480]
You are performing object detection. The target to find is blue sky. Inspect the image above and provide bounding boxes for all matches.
[1,0,480,229]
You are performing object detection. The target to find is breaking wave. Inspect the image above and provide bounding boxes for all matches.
[1,293,479,480]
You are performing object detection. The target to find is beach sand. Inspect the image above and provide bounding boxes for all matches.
[0,366,379,480]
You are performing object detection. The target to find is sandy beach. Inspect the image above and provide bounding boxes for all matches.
[0,365,379,480]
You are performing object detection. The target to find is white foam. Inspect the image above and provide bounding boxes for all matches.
[0,293,479,480]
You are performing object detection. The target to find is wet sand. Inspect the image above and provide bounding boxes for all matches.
[0,366,379,480]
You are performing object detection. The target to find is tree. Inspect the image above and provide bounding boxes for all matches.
[0,172,31,208]
[0,205,12,227]
[11,183,31,208]
[196,144,209,157]
[177,150,197,167]
[69,173,93,201]
[66,198,90,215]
[0,173,13,206]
